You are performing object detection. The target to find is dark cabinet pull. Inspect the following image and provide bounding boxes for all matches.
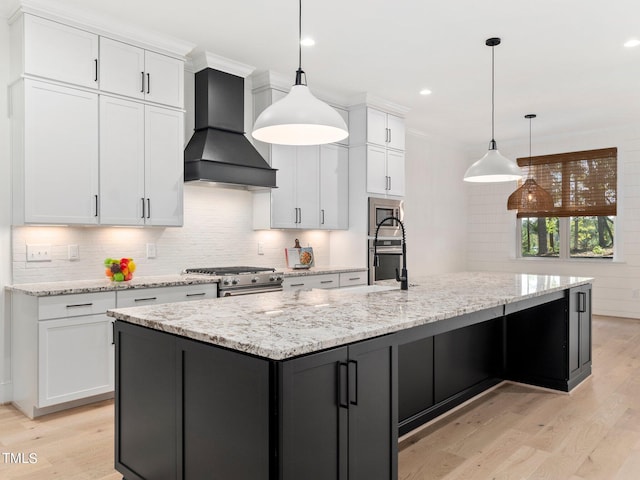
[94,59,98,82]
[141,72,145,93]
[320,280,334,284]
[578,291,586,313]
[141,198,146,219]
[290,283,305,287]
[66,303,93,308]
[338,362,349,408]
[388,176,392,191]
[147,198,151,219]
[111,322,115,345]
[94,194,99,217]
[388,128,391,144]
[321,209,325,225]
[186,292,206,297]
[146,73,150,94]
[134,297,157,302]
[299,208,302,224]
[348,360,358,406]
[349,277,361,281]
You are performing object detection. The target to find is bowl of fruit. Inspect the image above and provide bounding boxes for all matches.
[105,257,136,282]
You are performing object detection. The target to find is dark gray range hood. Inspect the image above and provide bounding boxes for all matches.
[184,68,277,188]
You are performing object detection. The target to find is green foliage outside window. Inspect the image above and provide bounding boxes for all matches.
[521,218,560,257]
[569,216,614,258]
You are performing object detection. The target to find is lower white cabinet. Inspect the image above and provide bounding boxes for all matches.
[38,314,114,408]
[283,270,367,291]
[11,282,218,417]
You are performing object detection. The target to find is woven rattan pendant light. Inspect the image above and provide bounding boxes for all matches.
[507,114,554,211]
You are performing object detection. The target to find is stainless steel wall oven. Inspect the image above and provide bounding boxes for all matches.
[368,239,403,285]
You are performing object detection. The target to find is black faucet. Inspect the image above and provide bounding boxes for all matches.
[373,216,408,290]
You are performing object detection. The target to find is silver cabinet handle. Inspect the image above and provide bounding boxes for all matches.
[134,297,157,302]
[66,303,93,308]
[141,72,145,93]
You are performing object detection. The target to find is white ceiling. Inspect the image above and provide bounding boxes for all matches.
[7,0,640,149]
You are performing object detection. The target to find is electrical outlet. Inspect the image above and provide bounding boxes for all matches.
[68,244,79,260]
[26,244,52,262]
[258,242,264,255]
[146,243,157,259]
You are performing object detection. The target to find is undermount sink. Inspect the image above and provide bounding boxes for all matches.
[338,284,398,294]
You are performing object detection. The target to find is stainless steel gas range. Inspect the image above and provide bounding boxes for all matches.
[184,266,284,297]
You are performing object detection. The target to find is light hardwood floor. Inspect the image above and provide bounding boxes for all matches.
[0,315,638,479]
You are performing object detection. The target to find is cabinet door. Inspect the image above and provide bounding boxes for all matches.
[281,347,348,480]
[99,96,146,225]
[144,105,184,226]
[366,145,388,195]
[569,285,592,376]
[386,114,405,151]
[24,80,99,224]
[320,144,349,230]
[38,314,114,407]
[99,37,145,100]
[271,145,298,228]
[23,15,98,88]
[398,337,434,423]
[366,107,388,147]
[386,150,405,197]
[144,51,184,108]
[348,336,397,480]
[296,146,320,229]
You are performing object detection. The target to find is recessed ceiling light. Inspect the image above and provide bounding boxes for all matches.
[300,37,315,47]
[624,39,640,48]
[419,89,432,96]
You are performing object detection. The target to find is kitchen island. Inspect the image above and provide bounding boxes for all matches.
[108,272,592,480]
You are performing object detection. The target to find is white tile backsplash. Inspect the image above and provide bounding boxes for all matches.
[11,183,330,284]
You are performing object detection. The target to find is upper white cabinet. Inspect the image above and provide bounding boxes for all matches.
[349,105,406,198]
[20,14,99,88]
[99,37,184,108]
[9,11,187,226]
[99,96,183,226]
[14,80,99,224]
[319,144,349,230]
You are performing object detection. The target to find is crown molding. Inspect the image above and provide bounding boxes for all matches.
[186,51,255,77]
[9,0,196,58]
[347,93,411,116]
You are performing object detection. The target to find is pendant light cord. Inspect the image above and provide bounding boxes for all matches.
[491,43,495,144]
[295,0,306,86]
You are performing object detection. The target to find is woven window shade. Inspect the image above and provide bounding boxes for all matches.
[515,147,617,218]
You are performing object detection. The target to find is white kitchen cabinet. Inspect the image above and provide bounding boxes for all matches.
[270,145,320,229]
[364,145,405,197]
[14,79,99,225]
[386,149,406,196]
[99,97,184,226]
[99,37,184,108]
[19,14,99,88]
[362,107,405,151]
[338,271,368,287]
[319,144,349,230]
[144,105,185,226]
[283,273,340,291]
[116,284,218,307]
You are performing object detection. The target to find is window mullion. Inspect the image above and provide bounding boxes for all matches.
[559,217,570,259]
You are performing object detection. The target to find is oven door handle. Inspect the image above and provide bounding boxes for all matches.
[221,286,283,297]
[372,247,403,254]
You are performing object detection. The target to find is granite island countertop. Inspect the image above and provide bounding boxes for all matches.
[6,274,221,296]
[107,272,593,360]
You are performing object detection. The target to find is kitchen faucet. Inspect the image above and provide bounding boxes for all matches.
[373,216,408,290]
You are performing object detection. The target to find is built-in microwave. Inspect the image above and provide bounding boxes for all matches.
[368,197,404,237]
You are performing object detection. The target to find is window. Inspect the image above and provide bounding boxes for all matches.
[516,148,617,260]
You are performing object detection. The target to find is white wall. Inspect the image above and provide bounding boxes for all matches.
[466,126,640,319]
[1,14,12,403]
[404,131,468,275]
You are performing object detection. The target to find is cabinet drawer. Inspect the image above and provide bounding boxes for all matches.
[116,284,218,307]
[339,271,367,287]
[284,274,340,291]
[38,292,116,320]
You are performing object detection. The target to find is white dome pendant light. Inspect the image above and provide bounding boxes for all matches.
[252,0,348,146]
[464,38,523,182]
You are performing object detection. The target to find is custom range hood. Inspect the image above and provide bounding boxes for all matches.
[184,67,276,188]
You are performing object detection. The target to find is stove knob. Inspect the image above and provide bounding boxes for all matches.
[231,278,239,285]
[269,276,276,282]
[251,277,259,283]
[223,279,231,286]
[275,275,283,281]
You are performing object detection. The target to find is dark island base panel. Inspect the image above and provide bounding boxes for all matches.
[114,284,591,480]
